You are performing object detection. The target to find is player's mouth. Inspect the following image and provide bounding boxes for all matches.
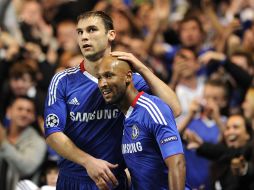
[101,89,112,97]
[83,44,92,50]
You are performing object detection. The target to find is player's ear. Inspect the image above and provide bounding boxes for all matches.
[108,30,116,42]
[125,71,132,86]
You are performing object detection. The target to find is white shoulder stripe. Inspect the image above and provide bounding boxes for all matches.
[49,67,77,95]
[48,71,66,106]
[49,68,77,105]
[138,98,165,125]
[140,96,167,125]
[136,102,159,124]
[48,68,79,106]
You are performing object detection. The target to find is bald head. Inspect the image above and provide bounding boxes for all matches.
[100,55,131,75]
[97,55,133,104]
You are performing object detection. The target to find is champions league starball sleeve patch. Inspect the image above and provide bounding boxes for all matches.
[46,114,60,128]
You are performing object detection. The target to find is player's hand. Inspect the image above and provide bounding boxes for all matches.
[110,51,147,73]
[84,156,119,190]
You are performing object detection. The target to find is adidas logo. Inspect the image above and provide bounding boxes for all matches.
[68,97,80,105]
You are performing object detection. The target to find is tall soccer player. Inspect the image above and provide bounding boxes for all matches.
[97,55,188,190]
[44,11,181,190]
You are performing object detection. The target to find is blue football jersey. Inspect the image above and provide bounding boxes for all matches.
[184,118,220,190]
[44,62,149,179]
[122,92,184,190]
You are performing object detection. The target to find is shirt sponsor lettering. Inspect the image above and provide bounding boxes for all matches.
[70,109,119,122]
[122,142,143,154]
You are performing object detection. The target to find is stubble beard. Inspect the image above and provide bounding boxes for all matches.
[84,49,106,62]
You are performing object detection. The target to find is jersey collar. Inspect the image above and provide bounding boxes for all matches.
[80,60,85,72]
[131,91,144,107]
[79,60,98,83]
[125,91,144,118]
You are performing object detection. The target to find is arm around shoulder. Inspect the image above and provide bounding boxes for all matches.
[111,51,182,117]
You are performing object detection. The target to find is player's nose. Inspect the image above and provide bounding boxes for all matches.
[98,78,108,88]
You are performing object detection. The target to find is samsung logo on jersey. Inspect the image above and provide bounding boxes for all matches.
[160,136,178,144]
[122,142,143,154]
[70,109,119,122]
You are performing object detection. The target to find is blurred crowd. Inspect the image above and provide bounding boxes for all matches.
[0,0,254,189]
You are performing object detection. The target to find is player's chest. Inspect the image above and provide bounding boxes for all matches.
[66,81,120,122]
[66,81,103,110]
[122,123,154,155]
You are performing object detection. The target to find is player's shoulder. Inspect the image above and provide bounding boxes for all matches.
[140,93,167,108]
[51,66,80,81]
[132,72,142,81]
[135,93,169,125]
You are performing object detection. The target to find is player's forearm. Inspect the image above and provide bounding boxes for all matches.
[166,154,186,190]
[138,66,181,117]
[46,132,93,168]
[178,112,195,133]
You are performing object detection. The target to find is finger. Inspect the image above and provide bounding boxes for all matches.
[110,51,127,56]
[107,163,118,169]
[105,168,119,187]
[115,56,129,60]
[111,52,133,60]
[96,178,110,190]
[101,165,118,187]
[101,172,112,186]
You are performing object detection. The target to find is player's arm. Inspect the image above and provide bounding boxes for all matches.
[151,100,186,190]
[165,154,186,190]
[46,132,119,189]
[44,72,118,190]
[111,51,181,117]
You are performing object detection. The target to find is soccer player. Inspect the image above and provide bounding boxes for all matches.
[97,55,187,190]
[44,11,181,190]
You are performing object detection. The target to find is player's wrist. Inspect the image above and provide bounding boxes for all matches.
[81,154,94,168]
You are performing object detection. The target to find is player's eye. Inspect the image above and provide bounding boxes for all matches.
[105,73,113,78]
[77,30,83,35]
[87,27,97,33]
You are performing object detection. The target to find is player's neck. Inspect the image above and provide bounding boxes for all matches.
[119,86,138,114]
[85,59,101,77]
[84,48,111,77]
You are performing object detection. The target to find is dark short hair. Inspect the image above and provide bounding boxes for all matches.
[77,11,114,32]
[179,16,204,34]
[205,78,230,98]
[9,62,36,81]
[9,95,36,108]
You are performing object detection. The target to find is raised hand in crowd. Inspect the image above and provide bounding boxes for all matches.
[231,155,248,176]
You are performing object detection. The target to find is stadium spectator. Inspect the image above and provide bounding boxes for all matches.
[0,96,47,190]
[185,114,253,190]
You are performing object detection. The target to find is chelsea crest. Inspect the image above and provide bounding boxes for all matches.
[131,125,139,139]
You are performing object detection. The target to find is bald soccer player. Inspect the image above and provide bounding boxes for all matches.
[97,56,190,190]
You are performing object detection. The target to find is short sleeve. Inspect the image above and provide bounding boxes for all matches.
[150,106,184,159]
[44,71,67,137]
